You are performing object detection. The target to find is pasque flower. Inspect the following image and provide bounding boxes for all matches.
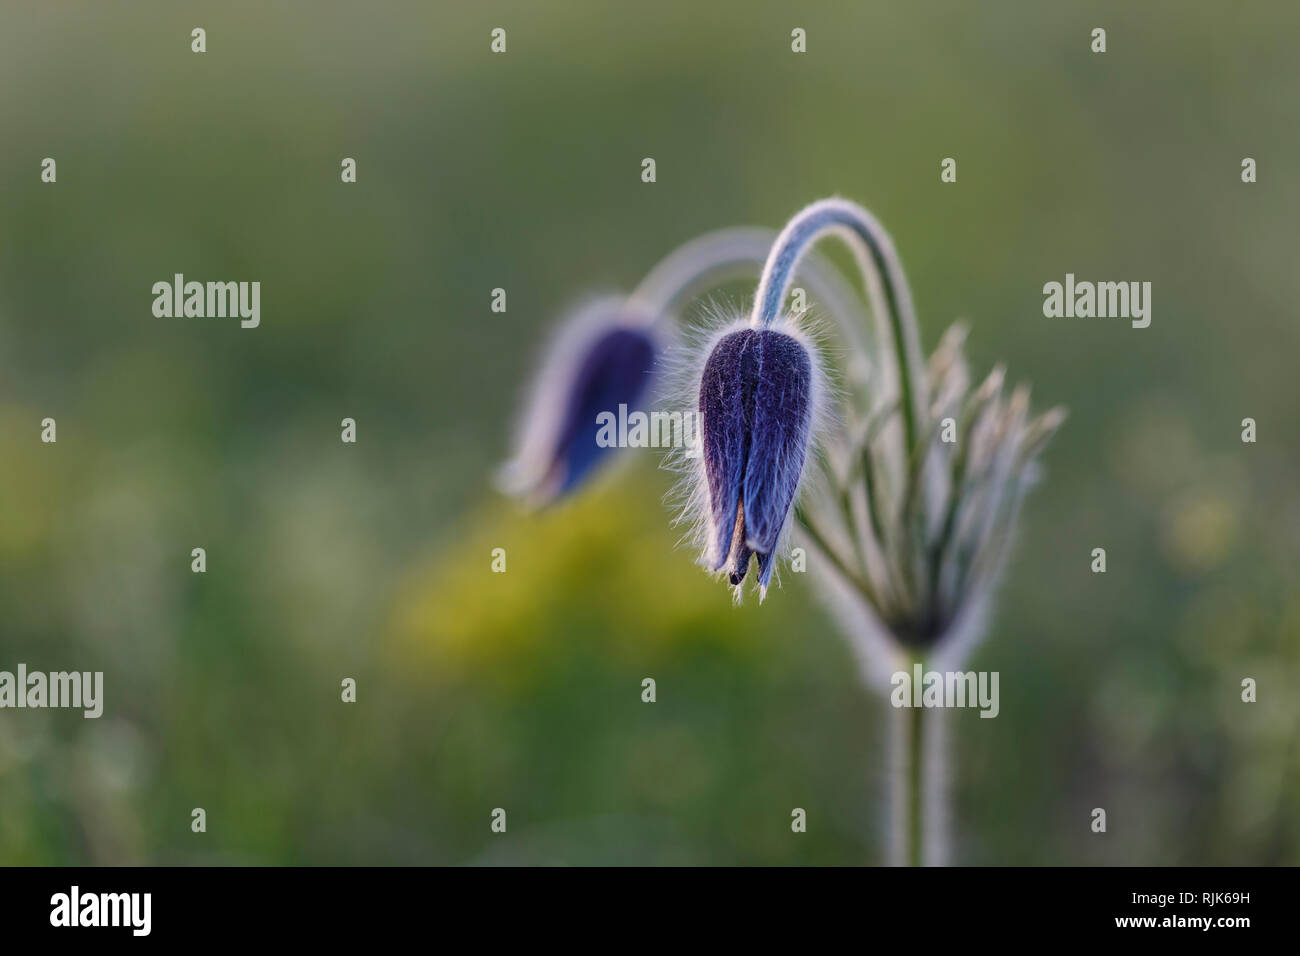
[502,200,1064,866]
[498,299,658,506]
[698,324,819,596]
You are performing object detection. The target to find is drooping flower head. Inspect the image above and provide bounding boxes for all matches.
[499,298,658,506]
[500,227,869,515]
[694,318,826,599]
[681,197,1065,632]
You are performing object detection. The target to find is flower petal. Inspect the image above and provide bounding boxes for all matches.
[742,330,813,557]
[698,328,757,569]
[551,325,657,495]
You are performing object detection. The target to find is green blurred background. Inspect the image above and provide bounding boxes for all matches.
[1,0,1297,864]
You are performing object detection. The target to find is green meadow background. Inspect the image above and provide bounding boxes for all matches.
[1,0,1297,864]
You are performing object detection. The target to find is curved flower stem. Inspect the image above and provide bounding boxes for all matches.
[627,226,875,360]
[750,199,928,456]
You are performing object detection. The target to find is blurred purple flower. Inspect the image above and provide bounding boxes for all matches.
[698,325,816,595]
[500,301,658,506]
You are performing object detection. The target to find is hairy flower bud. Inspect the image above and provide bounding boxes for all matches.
[698,325,817,595]
[500,302,658,506]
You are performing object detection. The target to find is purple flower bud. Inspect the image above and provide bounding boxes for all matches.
[698,326,815,593]
[551,325,656,494]
[501,304,658,506]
